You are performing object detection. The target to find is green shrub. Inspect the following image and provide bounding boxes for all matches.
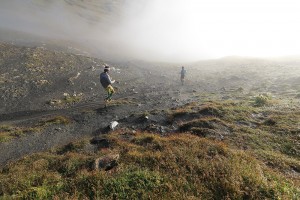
[253,94,272,107]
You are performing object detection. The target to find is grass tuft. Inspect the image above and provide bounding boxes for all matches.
[0,125,41,143]
[253,94,272,107]
[38,116,71,126]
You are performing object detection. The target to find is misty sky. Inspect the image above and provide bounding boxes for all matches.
[0,0,300,62]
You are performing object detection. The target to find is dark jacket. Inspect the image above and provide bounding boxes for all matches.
[100,72,112,88]
[181,69,186,77]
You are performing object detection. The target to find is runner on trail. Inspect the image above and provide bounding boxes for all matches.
[180,66,186,85]
[100,65,115,102]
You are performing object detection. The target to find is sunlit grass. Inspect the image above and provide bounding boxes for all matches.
[1,98,300,199]
[1,130,299,199]
[0,125,41,143]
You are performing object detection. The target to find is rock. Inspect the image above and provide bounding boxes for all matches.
[49,99,61,105]
[94,153,120,171]
[36,79,49,86]
[90,137,110,148]
[219,133,224,140]
[110,121,119,130]
[220,87,226,91]
[145,124,170,134]
[160,126,166,133]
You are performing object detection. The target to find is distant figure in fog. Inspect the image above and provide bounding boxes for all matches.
[180,66,186,85]
[100,65,115,103]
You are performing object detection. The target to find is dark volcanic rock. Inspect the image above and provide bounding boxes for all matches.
[94,153,119,171]
[90,136,111,148]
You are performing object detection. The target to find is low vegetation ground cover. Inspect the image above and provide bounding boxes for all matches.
[0,116,71,143]
[1,96,300,199]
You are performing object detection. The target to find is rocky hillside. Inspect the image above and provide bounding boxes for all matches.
[0,42,139,114]
[1,42,300,199]
[0,43,90,111]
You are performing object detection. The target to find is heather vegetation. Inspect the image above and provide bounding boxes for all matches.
[1,98,299,199]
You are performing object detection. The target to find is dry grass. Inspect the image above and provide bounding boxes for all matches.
[1,130,299,199]
[38,116,71,127]
[1,99,300,199]
[0,116,71,143]
[0,125,41,143]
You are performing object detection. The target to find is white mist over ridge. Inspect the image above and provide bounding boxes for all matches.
[1,0,300,62]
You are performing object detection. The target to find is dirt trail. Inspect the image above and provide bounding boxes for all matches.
[0,67,197,167]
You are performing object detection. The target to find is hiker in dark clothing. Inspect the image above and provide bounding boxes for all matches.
[180,66,186,85]
[100,65,115,102]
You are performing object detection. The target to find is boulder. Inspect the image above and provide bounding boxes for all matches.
[90,137,110,148]
[94,153,120,171]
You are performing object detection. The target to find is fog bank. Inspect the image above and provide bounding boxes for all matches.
[1,0,300,62]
